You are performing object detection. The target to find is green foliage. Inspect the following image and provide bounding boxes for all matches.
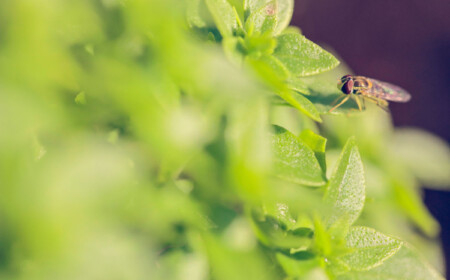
[0,0,448,279]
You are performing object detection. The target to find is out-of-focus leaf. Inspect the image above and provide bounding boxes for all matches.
[223,37,244,65]
[323,137,365,234]
[276,90,322,122]
[244,0,293,35]
[299,129,327,172]
[205,0,238,37]
[203,234,277,280]
[282,25,302,35]
[251,54,290,81]
[273,33,339,76]
[392,181,439,237]
[337,245,445,280]
[340,227,402,271]
[391,128,450,188]
[276,252,321,277]
[251,213,314,248]
[245,2,277,36]
[271,125,326,186]
[187,0,209,28]
[286,77,310,95]
[75,91,87,105]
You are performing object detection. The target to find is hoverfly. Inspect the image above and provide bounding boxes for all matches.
[329,75,411,112]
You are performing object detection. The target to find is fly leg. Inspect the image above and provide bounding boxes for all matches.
[354,95,364,111]
[363,96,390,113]
[328,95,351,113]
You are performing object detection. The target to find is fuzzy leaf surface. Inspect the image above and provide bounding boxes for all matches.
[273,33,339,76]
[271,125,325,186]
[323,137,365,233]
[340,227,402,271]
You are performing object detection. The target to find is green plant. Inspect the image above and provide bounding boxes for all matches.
[0,0,449,279]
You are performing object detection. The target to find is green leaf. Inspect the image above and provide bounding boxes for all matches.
[286,77,310,95]
[323,137,365,234]
[340,227,402,271]
[245,2,277,36]
[299,129,327,173]
[337,245,444,280]
[250,208,314,248]
[205,0,238,37]
[203,233,277,280]
[271,125,326,186]
[391,128,450,188]
[276,90,322,122]
[392,182,439,237]
[187,0,209,28]
[244,0,293,35]
[223,37,244,65]
[273,33,340,76]
[276,252,322,277]
[75,91,86,105]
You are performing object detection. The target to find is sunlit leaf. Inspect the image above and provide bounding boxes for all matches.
[273,33,340,76]
[340,227,402,271]
[271,125,326,186]
[205,0,238,37]
[323,137,365,234]
[244,0,294,35]
[337,245,444,280]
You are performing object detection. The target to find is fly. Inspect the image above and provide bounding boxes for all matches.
[329,75,411,113]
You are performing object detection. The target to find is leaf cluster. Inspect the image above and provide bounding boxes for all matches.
[0,0,448,279]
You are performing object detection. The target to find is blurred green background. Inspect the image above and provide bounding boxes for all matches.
[0,0,449,279]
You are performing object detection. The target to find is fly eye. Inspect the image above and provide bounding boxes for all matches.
[341,80,354,94]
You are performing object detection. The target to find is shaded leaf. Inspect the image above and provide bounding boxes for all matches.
[391,128,450,188]
[245,1,277,36]
[287,77,310,95]
[276,252,322,277]
[276,90,322,122]
[250,209,313,248]
[323,137,365,233]
[340,227,402,271]
[273,33,339,76]
[187,0,209,28]
[299,129,327,173]
[392,181,439,237]
[271,125,326,186]
[244,0,294,35]
[337,245,444,280]
[205,0,238,37]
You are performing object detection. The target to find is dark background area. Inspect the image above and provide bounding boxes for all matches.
[292,0,450,276]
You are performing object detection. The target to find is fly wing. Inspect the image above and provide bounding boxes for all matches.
[365,78,411,102]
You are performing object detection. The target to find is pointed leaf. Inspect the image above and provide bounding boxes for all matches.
[276,90,322,122]
[392,182,439,237]
[187,0,209,28]
[323,137,365,232]
[271,125,326,186]
[287,77,311,95]
[340,227,402,271]
[392,128,450,188]
[206,0,238,37]
[299,129,327,173]
[337,245,444,280]
[244,0,294,35]
[276,252,322,277]
[273,33,340,76]
[245,1,277,36]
